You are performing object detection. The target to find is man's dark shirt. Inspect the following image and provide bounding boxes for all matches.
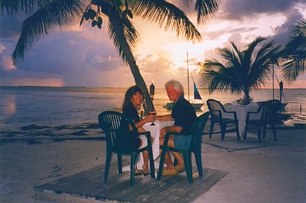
[171,95,197,134]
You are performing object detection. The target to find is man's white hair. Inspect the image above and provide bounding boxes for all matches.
[165,79,184,95]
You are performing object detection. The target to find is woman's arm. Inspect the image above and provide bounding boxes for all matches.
[134,114,155,129]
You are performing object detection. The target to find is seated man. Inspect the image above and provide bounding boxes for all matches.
[155,79,196,176]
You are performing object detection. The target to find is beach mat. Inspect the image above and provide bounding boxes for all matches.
[34,162,227,203]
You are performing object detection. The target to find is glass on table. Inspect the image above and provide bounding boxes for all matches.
[147,110,156,126]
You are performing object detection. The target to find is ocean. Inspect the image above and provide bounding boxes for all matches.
[0,86,305,130]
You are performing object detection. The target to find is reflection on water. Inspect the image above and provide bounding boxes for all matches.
[2,94,16,115]
[0,94,17,128]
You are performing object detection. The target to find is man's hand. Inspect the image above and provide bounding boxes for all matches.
[160,127,167,137]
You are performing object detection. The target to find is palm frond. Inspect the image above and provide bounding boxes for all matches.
[194,0,220,23]
[280,19,306,82]
[243,37,266,69]
[107,10,139,62]
[219,46,241,69]
[122,17,139,47]
[131,0,202,41]
[0,0,53,15]
[12,0,83,63]
[200,37,280,101]
[248,40,280,88]
[282,59,305,82]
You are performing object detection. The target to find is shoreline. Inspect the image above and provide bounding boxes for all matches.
[0,122,103,144]
[1,119,305,144]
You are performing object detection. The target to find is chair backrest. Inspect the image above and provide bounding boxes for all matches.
[98,111,138,154]
[188,112,210,152]
[261,100,281,123]
[206,99,223,122]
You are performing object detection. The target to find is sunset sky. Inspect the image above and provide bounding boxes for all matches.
[0,0,305,89]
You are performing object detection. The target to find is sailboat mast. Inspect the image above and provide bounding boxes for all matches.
[187,51,190,101]
[272,64,275,99]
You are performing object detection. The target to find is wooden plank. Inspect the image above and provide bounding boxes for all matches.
[177,169,228,202]
[143,168,217,203]
[115,176,179,202]
[36,159,128,194]
[35,162,227,202]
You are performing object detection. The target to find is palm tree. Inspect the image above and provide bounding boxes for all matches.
[0,0,220,111]
[200,37,280,105]
[280,19,306,83]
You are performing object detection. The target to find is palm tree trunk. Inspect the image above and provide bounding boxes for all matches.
[108,14,154,112]
[243,90,251,105]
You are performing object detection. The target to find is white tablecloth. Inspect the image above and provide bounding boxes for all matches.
[137,120,174,169]
[223,103,260,136]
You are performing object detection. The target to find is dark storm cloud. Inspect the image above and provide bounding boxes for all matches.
[174,0,304,23]
[14,30,124,74]
[0,24,127,86]
[174,0,305,47]
[201,0,305,49]
[221,0,304,20]
[0,14,24,38]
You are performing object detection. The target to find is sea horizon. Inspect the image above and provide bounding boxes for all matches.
[1,85,305,130]
[0,85,305,90]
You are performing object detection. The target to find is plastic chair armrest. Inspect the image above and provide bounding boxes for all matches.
[139,131,151,138]
[139,131,152,146]
[161,132,180,149]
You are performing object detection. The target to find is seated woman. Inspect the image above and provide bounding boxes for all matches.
[122,85,155,176]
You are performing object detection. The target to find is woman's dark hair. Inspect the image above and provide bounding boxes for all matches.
[122,85,145,110]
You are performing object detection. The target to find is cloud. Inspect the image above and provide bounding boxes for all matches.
[271,8,305,44]
[0,56,15,70]
[0,25,129,87]
[220,0,304,20]
[0,39,16,70]
[200,0,305,56]
[0,43,5,53]
[138,51,174,73]
[0,14,24,39]
[0,0,305,88]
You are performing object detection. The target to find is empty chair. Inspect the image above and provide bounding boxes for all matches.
[157,112,210,183]
[98,111,155,186]
[206,99,240,140]
[244,99,281,142]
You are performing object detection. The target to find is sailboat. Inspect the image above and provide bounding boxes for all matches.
[164,52,204,110]
[189,79,204,109]
[164,80,204,109]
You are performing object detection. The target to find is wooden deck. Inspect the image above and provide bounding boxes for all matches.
[34,160,227,202]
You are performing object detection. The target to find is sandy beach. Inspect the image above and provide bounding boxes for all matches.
[0,123,105,203]
[0,122,305,203]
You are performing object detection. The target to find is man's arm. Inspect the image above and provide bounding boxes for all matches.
[160,125,183,137]
[155,114,174,121]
